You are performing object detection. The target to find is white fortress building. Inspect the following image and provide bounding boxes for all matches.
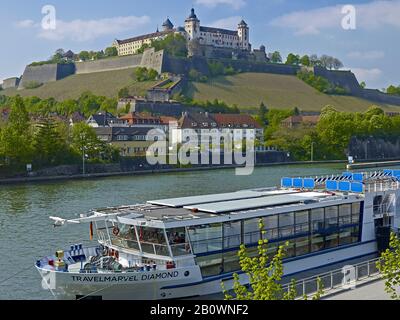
[113,8,251,56]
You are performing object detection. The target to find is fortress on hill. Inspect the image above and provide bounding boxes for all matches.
[113,8,252,57]
[2,8,400,107]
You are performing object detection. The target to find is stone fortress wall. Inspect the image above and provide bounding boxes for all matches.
[18,63,76,90]
[10,48,400,107]
[17,48,165,89]
[1,77,20,89]
[74,54,143,74]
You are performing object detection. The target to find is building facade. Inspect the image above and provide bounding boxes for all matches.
[172,112,263,148]
[113,8,251,56]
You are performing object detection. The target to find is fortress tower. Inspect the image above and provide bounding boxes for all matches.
[185,8,200,41]
[238,20,250,51]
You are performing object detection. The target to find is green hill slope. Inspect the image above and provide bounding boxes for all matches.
[2,70,399,112]
[186,73,400,112]
[2,68,157,100]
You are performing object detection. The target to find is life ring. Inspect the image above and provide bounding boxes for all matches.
[113,226,120,236]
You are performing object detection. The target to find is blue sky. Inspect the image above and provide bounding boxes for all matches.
[0,0,399,90]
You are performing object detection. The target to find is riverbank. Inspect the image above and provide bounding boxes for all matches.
[0,160,347,185]
[347,160,400,170]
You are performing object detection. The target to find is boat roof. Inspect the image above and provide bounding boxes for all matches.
[106,188,362,228]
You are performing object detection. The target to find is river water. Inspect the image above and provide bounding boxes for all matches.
[0,163,380,299]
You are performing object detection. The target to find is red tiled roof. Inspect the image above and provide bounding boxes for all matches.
[282,115,320,125]
[116,30,174,45]
[160,116,178,124]
[211,114,262,129]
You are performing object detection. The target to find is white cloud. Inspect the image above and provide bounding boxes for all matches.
[16,19,37,28]
[270,0,400,36]
[347,51,385,60]
[195,0,246,10]
[209,16,242,30]
[16,15,151,42]
[351,67,383,83]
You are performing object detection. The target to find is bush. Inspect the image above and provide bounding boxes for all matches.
[24,81,43,89]
[297,71,348,95]
[135,67,158,82]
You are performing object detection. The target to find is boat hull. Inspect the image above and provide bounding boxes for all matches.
[37,241,377,300]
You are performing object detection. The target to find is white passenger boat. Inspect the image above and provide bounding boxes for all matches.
[36,170,400,300]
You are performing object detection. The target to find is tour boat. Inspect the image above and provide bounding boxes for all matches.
[35,170,399,300]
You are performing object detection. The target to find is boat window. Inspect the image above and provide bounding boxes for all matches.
[137,227,169,256]
[339,229,352,245]
[311,234,324,252]
[188,224,222,254]
[325,206,338,229]
[279,212,294,238]
[352,202,361,224]
[195,253,223,277]
[111,224,140,251]
[295,211,309,234]
[339,204,352,225]
[351,226,360,243]
[223,221,241,249]
[167,227,192,256]
[264,215,278,229]
[325,233,339,249]
[263,215,278,240]
[311,208,324,232]
[295,236,310,256]
[244,218,261,245]
[373,195,383,215]
[279,240,295,258]
[222,251,240,273]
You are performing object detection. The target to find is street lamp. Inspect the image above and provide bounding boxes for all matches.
[82,145,86,175]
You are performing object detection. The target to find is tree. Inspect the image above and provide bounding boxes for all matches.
[310,54,321,67]
[105,47,118,57]
[221,219,324,300]
[151,34,188,57]
[135,67,158,82]
[285,53,300,65]
[118,87,130,99]
[0,96,34,166]
[332,58,344,70]
[377,233,400,300]
[269,51,282,63]
[71,122,103,159]
[300,55,311,67]
[100,98,117,114]
[33,117,69,167]
[387,85,400,96]
[257,102,269,126]
[360,81,366,89]
[79,51,90,61]
[137,43,151,54]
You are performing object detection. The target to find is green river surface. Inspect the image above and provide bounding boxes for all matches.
[0,163,393,299]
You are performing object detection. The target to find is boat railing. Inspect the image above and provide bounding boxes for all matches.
[365,181,400,193]
[281,257,381,299]
[96,229,111,246]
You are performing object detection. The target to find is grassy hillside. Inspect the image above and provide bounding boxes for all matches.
[2,68,157,100]
[2,70,399,113]
[186,73,400,112]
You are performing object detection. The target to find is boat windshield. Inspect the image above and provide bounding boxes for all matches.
[111,224,170,256]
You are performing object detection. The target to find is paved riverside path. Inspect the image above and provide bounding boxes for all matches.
[326,279,391,300]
